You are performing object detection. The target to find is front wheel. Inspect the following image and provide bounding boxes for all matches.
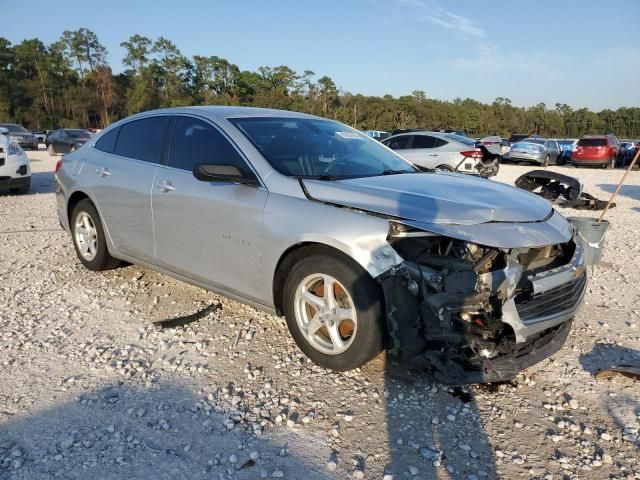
[282,250,385,371]
[70,199,121,271]
[542,155,549,167]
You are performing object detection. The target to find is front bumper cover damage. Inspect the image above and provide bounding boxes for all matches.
[378,227,587,384]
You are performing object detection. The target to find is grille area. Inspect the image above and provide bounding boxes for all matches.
[515,273,586,322]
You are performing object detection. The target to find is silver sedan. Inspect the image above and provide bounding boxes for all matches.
[506,138,561,166]
[55,107,587,383]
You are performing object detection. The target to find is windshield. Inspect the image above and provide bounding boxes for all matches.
[230,117,417,179]
[64,129,91,139]
[1,124,28,133]
[522,138,545,145]
[557,140,574,146]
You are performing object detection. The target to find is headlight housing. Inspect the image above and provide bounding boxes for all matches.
[7,142,23,156]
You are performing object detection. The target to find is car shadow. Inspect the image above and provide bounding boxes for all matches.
[0,381,329,479]
[380,355,498,478]
[597,184,640,201]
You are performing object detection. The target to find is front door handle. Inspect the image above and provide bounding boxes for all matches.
[96,167,111,177]
[155,180,175,192]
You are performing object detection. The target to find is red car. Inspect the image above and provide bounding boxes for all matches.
[572,134,621,169]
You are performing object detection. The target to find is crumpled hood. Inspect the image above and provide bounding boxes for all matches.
[302,172,553,226]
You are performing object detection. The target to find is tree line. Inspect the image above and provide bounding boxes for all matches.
[1,29,638,139]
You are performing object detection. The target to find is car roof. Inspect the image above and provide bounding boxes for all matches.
[121,106,320,123]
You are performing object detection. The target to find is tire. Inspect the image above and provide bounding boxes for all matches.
[435,164,455,172]
[48,144,56,156]
[606,158,615,169]
[70,199,121,271]
[282,248,385,371]
[542,155,549,167]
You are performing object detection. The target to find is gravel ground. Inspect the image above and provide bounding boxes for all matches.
[0,149,639,480]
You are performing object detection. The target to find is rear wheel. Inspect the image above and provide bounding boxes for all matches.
[606,158,615,169]
[47,144,56,156]
[282,249,385,371]
[70,199,121,271]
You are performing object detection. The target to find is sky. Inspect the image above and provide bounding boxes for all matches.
[2,0,639,111]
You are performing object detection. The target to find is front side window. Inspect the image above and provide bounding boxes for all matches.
[114,116,169,163]
[168,116,247,173]
[231,117,416,179]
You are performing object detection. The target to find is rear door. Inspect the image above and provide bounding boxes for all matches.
[87,116,169,263]
[151,115,267,298]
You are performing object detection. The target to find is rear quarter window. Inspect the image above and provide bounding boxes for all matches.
[114,117,169,163]
[94,127,120,154]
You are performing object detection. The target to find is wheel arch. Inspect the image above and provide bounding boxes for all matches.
[272,241,388,316]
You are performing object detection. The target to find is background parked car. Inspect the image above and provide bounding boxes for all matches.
[382,131,499,176]
[46,129,93,155]
[0,123,39,150]
[572,134,621,169]
[556,139,577,164]
[0,127,31,194]
[30,130,50,145]
[508,133,534,145]
[362,130,390,141]
[505,138,561,166]
[620,140,638,165]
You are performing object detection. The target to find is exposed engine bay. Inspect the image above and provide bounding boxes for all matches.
[378,222,586,384]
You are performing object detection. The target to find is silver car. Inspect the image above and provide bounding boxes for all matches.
[506,138,561,166]
[55,107,587,383]
[382,131,499,177]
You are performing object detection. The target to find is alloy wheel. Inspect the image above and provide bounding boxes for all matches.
[293,273,357,355]
[74,211,98,261]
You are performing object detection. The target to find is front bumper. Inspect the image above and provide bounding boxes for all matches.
[380,238,586,384]
[16,139,38,150]
[0,175,30,189]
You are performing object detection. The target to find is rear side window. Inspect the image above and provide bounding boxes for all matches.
[95,127,119,154]
[411,135,436,149]
[433,138,448,147]
[168,116,248,173]
[385,135,411,150]
[114,117,169,163]
[578,138,606,147]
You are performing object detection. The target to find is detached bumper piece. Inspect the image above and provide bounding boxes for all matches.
[515,170,613,210]
[380,232,586,384]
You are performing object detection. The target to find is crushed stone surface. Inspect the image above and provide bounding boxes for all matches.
[1,151,639,479]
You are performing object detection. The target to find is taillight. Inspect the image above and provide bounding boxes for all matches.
[54,158,63,174]
[461,150,483,158]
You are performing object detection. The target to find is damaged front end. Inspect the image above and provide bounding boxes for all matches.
[379,222,586,384]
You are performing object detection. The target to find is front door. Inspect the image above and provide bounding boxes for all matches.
[152,115,267,299]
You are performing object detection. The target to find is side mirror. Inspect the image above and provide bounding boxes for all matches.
[193,164,258,186]
[0,127,8,134]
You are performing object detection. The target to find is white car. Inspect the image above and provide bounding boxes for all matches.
[0,127,31,194]
[382,131,499,177]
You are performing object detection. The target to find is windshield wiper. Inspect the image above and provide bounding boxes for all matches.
[297,174,344,181]
[381,170,412,176]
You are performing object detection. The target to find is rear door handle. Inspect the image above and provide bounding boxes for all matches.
[96,167,111,177]
[155,180,175,192]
